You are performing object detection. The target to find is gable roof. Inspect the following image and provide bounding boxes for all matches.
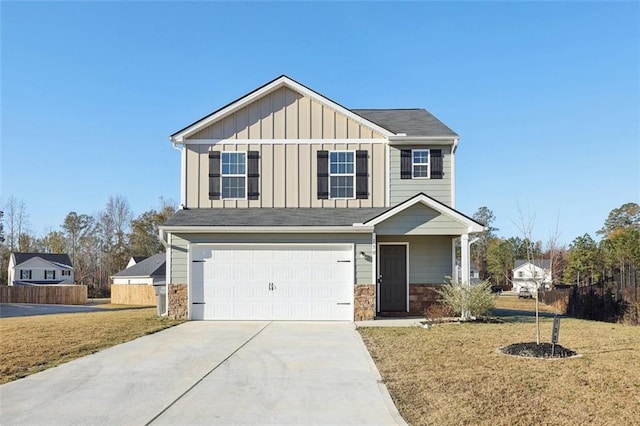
[514,259,552,270]
[13,253,73,268]
[352,109,458,137]
[170,75,395,141]
[162,208,389,228]
[359,193,485,233]
[112,253,166,278]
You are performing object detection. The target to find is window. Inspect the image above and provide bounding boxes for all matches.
[20,270,32,279]
[518,271,524,278]
[412,149,429,178]
[45,270,56,279]
[62,270,71,276]
[329,151,354,198]
[221,152,246,199]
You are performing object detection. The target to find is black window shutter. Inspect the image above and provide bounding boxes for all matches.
[208,151,221,200]
[247,151,260,200]
[400,149,412,179]
[355,150,368,199]
[317,150,329,199]
[430,149,443,179]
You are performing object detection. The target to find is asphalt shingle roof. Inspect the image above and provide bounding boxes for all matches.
[163,208,390,227]
[514,259,552,269]
[352,109,458,137]
[13,253,73,267]
[113,253,166,277]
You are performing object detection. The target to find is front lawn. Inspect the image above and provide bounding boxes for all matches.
[359,297,640,425]
[0,307,183,384]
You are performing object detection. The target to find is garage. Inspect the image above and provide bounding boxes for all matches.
[189,244,354,321]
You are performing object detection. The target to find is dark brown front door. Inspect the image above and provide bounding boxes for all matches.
[379,245,407,312]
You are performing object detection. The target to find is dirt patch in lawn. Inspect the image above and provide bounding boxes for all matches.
[0,308,183,384]
[359,317,639,425]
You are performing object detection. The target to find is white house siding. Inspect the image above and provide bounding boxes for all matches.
[9,257,74,285]
[374,203,468,235]
[377,235,452,284]
[388,145,452,206]
[169,233,372,285]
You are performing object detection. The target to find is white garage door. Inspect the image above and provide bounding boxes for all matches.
[190,244,354,321]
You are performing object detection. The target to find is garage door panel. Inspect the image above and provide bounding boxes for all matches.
[190,245,353,321]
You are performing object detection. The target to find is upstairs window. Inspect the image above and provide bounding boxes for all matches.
[412,149,430,178]
[62,270,71,276]
[329,151,355,199]
[221,152,246,199]
[518,271,524,278]
[45,270,56,280]
[20,270,32,279]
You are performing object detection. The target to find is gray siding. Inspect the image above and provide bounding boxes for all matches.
[375,203,469,235]
[378,235,453,283]
[389,145,452,206]
[169,233,373,285]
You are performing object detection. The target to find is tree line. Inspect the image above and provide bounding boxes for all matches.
[0,195,175,296]
[470,202,639,313]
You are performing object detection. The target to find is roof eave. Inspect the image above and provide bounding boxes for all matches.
[159,225,374,234]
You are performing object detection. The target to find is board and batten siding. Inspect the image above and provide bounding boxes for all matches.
[375,203,469,235]
[169,233,373,285]
[188,87,385,140]
[378,235,453,284]
[185,142,387,208]
[389,145,452,206]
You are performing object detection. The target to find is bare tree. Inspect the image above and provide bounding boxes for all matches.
[3,196,30,252]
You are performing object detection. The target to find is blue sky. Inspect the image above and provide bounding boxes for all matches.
[1,1,638,246]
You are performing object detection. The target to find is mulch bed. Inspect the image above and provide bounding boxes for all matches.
[500,342,578,359]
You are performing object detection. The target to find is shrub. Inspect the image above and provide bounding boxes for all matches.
[436,279,496,319]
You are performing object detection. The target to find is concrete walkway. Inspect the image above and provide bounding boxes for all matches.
[0,322,406,426]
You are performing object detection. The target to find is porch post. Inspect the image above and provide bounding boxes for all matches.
[461,233,470,285]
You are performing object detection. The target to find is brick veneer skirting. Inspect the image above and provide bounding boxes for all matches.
[409,284,443,315]
[354,284,376,321]
[168,284,188,320]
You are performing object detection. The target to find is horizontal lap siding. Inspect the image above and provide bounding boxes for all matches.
[169,233,372,285]
[389,145,452,206]
[375,203,468,235]
[378,235,453,283]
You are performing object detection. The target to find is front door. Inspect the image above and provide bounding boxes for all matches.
[379,244,407,312]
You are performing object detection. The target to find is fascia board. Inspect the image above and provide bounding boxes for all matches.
[158,225,374,234]
[171,76,395,142]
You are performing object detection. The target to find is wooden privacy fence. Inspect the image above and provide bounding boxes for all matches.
[0,285,87,305]
[111,284,156,306]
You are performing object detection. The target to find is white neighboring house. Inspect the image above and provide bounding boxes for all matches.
[454,261,481,284]
[111,253,166,286]
[8,253,74,286]
[512,259,552,293]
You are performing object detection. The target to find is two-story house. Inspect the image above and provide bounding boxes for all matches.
[513,259,552,293]
[8,253,74,286]
[160,76,484,321]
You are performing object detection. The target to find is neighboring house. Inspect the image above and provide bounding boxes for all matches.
[512,259,552,293]
[160,75,484,321]
[111,253,166,286]
[7,253,74,286]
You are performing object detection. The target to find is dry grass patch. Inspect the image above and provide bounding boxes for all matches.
[0,308,183,384]
[494,294,559,314]
[360,317,639,425]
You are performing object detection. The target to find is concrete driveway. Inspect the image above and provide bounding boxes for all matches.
[0,322,406,425]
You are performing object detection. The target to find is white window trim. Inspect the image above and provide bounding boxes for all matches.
[412,148,430,179]
[20,270,32,279]
[221,151,247,200]
[45,270,55,279]
[328,150,356,200]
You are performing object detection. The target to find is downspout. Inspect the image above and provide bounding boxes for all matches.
[451,138,458,208]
